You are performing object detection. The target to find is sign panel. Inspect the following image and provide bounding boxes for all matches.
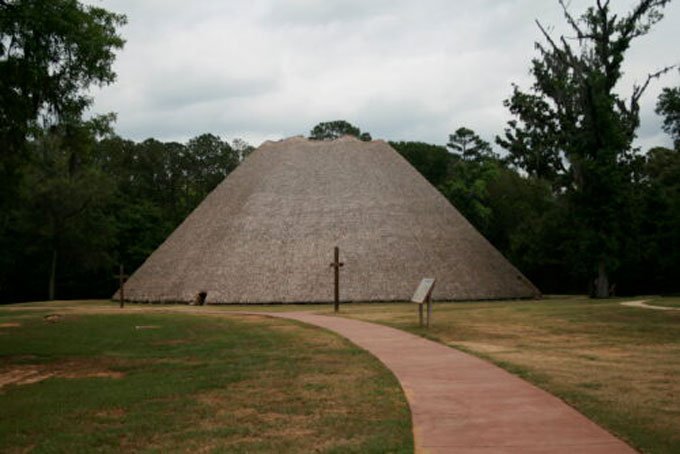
[411,278,436,304]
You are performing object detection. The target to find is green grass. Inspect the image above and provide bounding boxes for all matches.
[0,309,412,453]
[9,296,678,452]
[332,296,680,454]
[650,298,680,308]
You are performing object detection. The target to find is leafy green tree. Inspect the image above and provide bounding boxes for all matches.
[132,139,188,226]
[0,0,125,167]
[232,138,255,161]
[0,125,250,302]
[185,134,240,204]
[0,0,125,300]
[21,117,116,300]
[309,120,372,141]
[93,134,245,278]
[439,156,502,236]
[485,170,569,291]
[640,147,680,289]
[610,146,680,294]
[656,80,680,150]
[447,127,496,161]
[496,90,567,185]
[390,141,452,188]
[498,0,673,297]
[439,128,502,236]
[93,136,185,281]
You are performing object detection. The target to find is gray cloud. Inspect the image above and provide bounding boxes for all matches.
[87,0,680,151]
[145,75,278,110]
[265,0,395,25]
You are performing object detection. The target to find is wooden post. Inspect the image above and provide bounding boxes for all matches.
[114,264,129,309]
[426,293,433,328]
[419,303,424,327]
[329,246,344,313]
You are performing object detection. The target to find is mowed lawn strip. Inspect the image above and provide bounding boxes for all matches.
[650,299,680,308]
[333,297,680,454]
[0,311,412,453]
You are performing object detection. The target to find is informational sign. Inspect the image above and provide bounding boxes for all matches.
[411,278,436,304]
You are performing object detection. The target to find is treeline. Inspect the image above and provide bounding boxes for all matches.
[0,121,252,302]
[4,116,677,303]
[392,131,680,296]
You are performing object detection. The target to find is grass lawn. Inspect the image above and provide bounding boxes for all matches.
[0,308,412,453]
[650,298,680,308]
[330,296,680,454]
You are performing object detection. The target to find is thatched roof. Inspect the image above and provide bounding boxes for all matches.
[120,136,540,303]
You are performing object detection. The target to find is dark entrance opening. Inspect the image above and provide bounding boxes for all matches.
[195,291,207,306]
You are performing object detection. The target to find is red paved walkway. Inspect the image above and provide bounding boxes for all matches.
[264,312,635,454]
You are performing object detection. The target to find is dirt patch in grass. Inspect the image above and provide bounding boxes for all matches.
[453,341,517,354]
[0,359,125,390]
[43,314,63,323]
[93,408,126,419]
[0,322,21,328]
[151,339,189,346]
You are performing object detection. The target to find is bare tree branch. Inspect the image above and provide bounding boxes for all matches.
[535,20,560,51]
[559,0,587,39]
[631,65,677,106]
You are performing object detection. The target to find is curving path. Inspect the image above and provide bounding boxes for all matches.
[262,312,635,454]
[620,300,680,311]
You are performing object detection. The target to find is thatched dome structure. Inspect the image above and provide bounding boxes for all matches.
[121,136,539,303]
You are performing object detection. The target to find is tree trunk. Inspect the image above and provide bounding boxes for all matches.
[48,248,57,301]
[595,260,609,299]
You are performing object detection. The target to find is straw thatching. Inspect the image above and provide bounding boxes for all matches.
[120,136,540,303]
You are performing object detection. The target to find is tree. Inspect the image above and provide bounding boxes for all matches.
[232,138,255,161]
[390,141,452,188]
[0,0,125,299]
[497,0,673,297]
[447,127,496,161]
[185,134,240,202]
[496,90,568,185]
[656,79,680,150]
[309,120,372,141]
[639,147,680,290]
[22,117,116,300]
[484,170,568,292]
[441,128,503,236]
[0,127,250,302]
[0,0,126,151]
[439,157,501,235]
[93,134,246,279]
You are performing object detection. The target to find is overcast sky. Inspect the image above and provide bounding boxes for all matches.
[86,0,680,151]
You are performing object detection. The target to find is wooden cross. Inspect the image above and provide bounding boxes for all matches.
[329,246,344,313]
[114,264,129,308]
